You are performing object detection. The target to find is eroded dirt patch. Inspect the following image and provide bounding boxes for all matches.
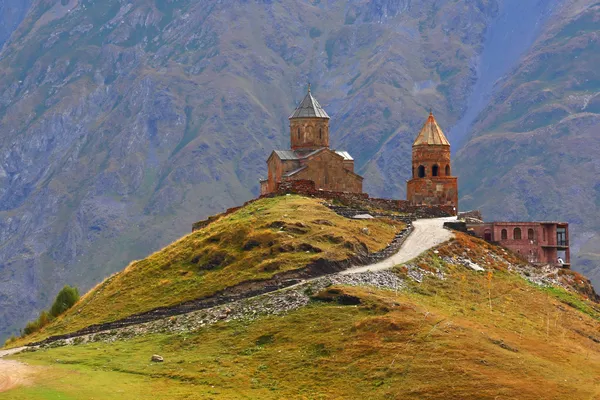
[0,359,38,393]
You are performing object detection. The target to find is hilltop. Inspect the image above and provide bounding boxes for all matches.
[3,194,600,399]
[8,195,404,346]
[0,0,502,341]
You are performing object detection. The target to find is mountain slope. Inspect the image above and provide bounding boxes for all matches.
[0,0,32,48]
[455,2,600,289]
[6,232,600,399]
[0,0,501,341]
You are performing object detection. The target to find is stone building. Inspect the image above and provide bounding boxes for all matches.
[468,221,571,267]
[260,87,363,195]
[406,112,458,211]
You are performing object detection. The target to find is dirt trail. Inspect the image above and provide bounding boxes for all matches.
[0,347,36,393]
[342,216,456,274]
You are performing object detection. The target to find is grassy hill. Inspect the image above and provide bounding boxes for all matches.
[5,232,600,399]
[0,0,502,342]
[9,195,402,346]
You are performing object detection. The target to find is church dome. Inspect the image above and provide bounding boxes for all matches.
[289,85,330,119]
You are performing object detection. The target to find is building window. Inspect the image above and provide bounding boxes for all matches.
[432,165,439,177]
[418,165,426,178]
[445,165,451,176]
[514,227,522,240]
[297,128,301,139]
[319,128,322,139]
[543,229,546,241]
[501,229,507,240]
[528,228,535,241]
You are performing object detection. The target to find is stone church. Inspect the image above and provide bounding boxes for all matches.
[260,87,363,195]
[406,111,458,209]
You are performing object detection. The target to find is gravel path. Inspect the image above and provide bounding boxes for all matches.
[0,348,35,393]
[342,216,456,274]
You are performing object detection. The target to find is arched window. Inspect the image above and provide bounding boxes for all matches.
[319,128,322,139]
[514,227,522,240]
[418,165,426,178]
[501,229,507,240]
[432,165,439,177]
[528,228,535,241]
[297,127,301,139]
[445,165,451,176]
[484,230,492,242]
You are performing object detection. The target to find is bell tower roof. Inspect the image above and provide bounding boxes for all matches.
[289,84,330,119]
[413,111,450,146]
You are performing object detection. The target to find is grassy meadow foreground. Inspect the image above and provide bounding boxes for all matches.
[10,195,402,347]
[4,233,600,399]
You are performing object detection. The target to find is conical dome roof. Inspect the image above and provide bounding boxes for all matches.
[413,111,450,146]
[289,85,330,119]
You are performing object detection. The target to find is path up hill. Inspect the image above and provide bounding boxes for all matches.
[0,0,501,342]
[11,195,404,346]
[6,231,600,399]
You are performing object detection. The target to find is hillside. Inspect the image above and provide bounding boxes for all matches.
[0,0,501,341]
[9,195,403,346]
[455,3,600,288]
[4,229,600,399]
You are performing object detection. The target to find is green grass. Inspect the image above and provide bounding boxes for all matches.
[8,272,600,398]
[13,195,402,346]
[6,233,600,399]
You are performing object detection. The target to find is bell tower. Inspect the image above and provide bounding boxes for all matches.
[406,111,458,212]
[289,85,330,150]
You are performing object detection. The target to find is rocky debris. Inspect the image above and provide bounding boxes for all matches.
[401,263,445,283]
[313,220,334,226]
[454,257,485,272]
[151,354,164,362]
[360,227,370,235]
[489,338,518,353]
[353,214,374,219]
[37,271,405,349]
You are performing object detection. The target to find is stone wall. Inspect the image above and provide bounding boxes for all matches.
[458,210,483,222]
[273,180,454,217]
[407,176,458,209]
[291,150,363,193]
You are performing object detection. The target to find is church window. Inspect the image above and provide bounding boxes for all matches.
[297,128,301,139]
[418,165,426,178]
[432,165,439,177]
[501,229,508,240]
[319,128,322,139]
[514,227,522,240]
[528,228,535,241]
[445,165,451,176]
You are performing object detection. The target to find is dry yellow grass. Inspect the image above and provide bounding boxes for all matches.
[7,233,600,399]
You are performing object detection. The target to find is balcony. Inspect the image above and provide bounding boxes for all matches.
[542,240,569,248]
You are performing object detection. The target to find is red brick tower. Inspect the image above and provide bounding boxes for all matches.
[406,111,458,212]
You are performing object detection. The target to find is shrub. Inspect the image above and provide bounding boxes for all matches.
[50,285,80,318]
[23,310,54,336]
[4,335,18,347]
[20,285,80,338]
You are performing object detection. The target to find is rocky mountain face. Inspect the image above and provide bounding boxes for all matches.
[1,0,598,342]
[0,0,502,341]
[0,0,32,48]
[455,1,600,289]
